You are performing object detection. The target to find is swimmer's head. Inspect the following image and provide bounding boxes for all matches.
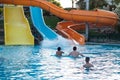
[73,46,77,51]
[85,57,90,63]
[57,47,61,51]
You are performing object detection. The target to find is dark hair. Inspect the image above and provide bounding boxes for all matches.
[85,57,90,62]
[73,46,77,51]
[57,47,61,51]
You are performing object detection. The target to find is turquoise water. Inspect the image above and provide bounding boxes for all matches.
[0,43,120,80]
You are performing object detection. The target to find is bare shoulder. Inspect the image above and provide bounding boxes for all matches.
[83,63,94,68]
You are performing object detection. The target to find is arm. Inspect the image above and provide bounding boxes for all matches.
[79,53,84,57]
[90,63,94,67]
[68,52,72,56]
[61,51,64,53]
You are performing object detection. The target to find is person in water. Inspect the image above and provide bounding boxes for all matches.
[56,47,64,56]
[83,57,94,68]
[68,46,84,58]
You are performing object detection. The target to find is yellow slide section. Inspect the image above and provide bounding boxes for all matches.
[4,5,34,45]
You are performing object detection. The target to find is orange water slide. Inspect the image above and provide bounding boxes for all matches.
[0,0,118,25]
[0,0,119,45]
[56,21,86,45]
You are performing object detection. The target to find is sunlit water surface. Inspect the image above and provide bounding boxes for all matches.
[0,39,120,80]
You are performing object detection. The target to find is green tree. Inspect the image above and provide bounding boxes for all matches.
[0,8,2,15]
[114,4,120,33]
[90,0,107,9]
[44,0,61,16]
[76,0,85,9]
[47,0,61,7]
[114,4,120,18]
[105,0,120,11]
[76,0,107,10]
[111,0,120,5]
[71,0,78,8]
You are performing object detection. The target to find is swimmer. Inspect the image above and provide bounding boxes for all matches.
[68,46,84,58]
[83,57,94,69]
[56,47,64,56]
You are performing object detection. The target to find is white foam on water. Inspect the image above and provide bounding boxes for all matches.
[41,35,76,48]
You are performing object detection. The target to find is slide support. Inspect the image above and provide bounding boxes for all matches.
[85,22,89,41]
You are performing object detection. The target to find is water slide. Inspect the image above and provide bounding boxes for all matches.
[30,6,58,40]
[4,5,34,45]
[0,0,119,45]
[56,21,86,45]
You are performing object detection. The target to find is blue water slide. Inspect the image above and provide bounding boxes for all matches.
[30,6,58,40]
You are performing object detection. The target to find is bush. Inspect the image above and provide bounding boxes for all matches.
[0,8,3,15]
[114,4,120,18]
[114,22,120,33]
[44,15,61,29]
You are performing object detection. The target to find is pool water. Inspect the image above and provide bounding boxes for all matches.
[0,43,120,80]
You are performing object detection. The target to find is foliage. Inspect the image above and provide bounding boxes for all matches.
[0,8,3,15]
[90,0,107,9]
[47,0,61,7]
[71,0,78,8]
[44,0,61,16]
[114,4,120,18]
[44,16,61,29]
[114,4,120,33]
[64,8,77,11]
[76,0,85,9]
[111,0,120,5]
[114,22,120,33]
[76,0,108,10]
[76,0,120,10]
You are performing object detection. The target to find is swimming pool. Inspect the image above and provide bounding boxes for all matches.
[0,43,120,80]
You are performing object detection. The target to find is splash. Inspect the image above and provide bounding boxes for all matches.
[41,35,76,48]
